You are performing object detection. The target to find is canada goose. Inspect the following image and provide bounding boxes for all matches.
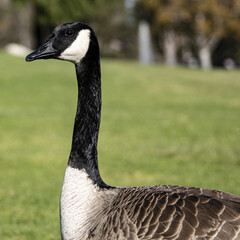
[26,22,240,240]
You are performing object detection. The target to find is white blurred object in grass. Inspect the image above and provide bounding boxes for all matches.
[5,43,32,57]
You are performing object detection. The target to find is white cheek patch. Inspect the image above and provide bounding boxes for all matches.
[60,29,91,63]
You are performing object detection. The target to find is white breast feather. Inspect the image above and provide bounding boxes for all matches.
[60,29,91,63]
[60,166,116,240]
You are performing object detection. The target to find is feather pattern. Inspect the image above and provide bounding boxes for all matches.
[87,186,240,240]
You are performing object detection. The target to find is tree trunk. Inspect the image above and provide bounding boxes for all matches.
[198,44,212,70]
[0,1,35,48]
[0,0,11,47]
[163,30,177,67]
[138,21,153,64]
[16,2,35,48]
[196,33,219,70]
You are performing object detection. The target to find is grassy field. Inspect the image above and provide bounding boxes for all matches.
[0,52,240,239]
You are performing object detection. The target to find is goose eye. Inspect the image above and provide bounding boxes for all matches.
[65,30,74,37]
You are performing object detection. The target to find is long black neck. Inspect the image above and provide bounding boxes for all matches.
[68,52,109,188]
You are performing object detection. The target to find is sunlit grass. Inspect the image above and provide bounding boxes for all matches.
[0,52,240,239]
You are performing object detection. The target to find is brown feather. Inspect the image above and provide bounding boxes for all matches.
[93,185,240,239]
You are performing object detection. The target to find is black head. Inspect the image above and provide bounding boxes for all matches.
[26,22,99,63]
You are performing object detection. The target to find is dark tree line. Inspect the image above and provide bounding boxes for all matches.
[1,0,240,68]
[135,0,240,68]
[0,0,136,58]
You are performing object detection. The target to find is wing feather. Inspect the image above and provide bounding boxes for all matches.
[94,186,240,239]
[109,186,240,239]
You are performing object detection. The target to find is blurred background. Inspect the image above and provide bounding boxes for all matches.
[1,0,240,69]
[0,1,240,239]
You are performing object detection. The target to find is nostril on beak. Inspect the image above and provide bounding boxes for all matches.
[39,41,50,52]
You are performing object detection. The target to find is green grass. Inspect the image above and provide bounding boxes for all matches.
[0,52,240,239]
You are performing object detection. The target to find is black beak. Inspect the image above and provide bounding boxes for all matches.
[26,36,58,62]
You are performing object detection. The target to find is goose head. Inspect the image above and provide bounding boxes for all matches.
[26,22,98,64]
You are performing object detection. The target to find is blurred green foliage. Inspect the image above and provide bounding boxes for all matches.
[12,0,136,57]
[13,0,117,24]
[136,0,240,40]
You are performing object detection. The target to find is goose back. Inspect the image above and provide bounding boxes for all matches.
[89,186,240,240]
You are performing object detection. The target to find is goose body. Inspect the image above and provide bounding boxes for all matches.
[26,22,240,240]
